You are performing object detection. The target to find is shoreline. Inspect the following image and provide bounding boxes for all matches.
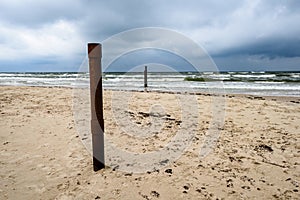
[1,85,300,102]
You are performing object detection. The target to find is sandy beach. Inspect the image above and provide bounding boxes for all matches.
[0,86,299,199]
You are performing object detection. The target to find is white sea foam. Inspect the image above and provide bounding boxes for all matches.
[0,72,299,96]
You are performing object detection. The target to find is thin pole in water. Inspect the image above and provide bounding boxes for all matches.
[144,66,148,88]
[88,43,105,171]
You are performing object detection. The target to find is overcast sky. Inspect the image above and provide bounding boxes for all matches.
[0,0,299,72]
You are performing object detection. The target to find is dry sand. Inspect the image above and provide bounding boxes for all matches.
[0,86,299,199]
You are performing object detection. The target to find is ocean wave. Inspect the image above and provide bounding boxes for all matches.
[0,71,299,96]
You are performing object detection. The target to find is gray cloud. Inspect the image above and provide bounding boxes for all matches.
[76,0,244,40]
[0,0,84,27]
[0,0,299,71]
[214,37,300,59]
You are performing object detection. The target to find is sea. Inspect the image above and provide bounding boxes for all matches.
[0,71,299,97]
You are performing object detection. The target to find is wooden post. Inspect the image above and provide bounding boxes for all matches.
[88,43,105,171]
[144,66,148,88]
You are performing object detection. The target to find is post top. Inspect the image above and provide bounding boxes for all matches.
[88,43,102,57]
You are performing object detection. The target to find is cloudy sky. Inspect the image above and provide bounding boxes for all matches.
[0,0,299,72]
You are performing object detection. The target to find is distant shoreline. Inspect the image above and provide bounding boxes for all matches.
[1,85,300,102]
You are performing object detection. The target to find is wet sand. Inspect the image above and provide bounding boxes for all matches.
[0,86,299,199]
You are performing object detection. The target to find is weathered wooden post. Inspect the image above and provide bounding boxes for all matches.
[88,43,105,171]
[144,66,148,88]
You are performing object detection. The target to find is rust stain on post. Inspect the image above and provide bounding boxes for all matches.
[88,43,105,171]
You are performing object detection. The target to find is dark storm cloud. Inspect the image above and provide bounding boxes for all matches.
[214,37,300,59]
[0,0,299,71]
[77,0,243,40]
[203,0,300,58]
[0,0,84,27]
[77,0,300,59]
[77,0,164,40]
